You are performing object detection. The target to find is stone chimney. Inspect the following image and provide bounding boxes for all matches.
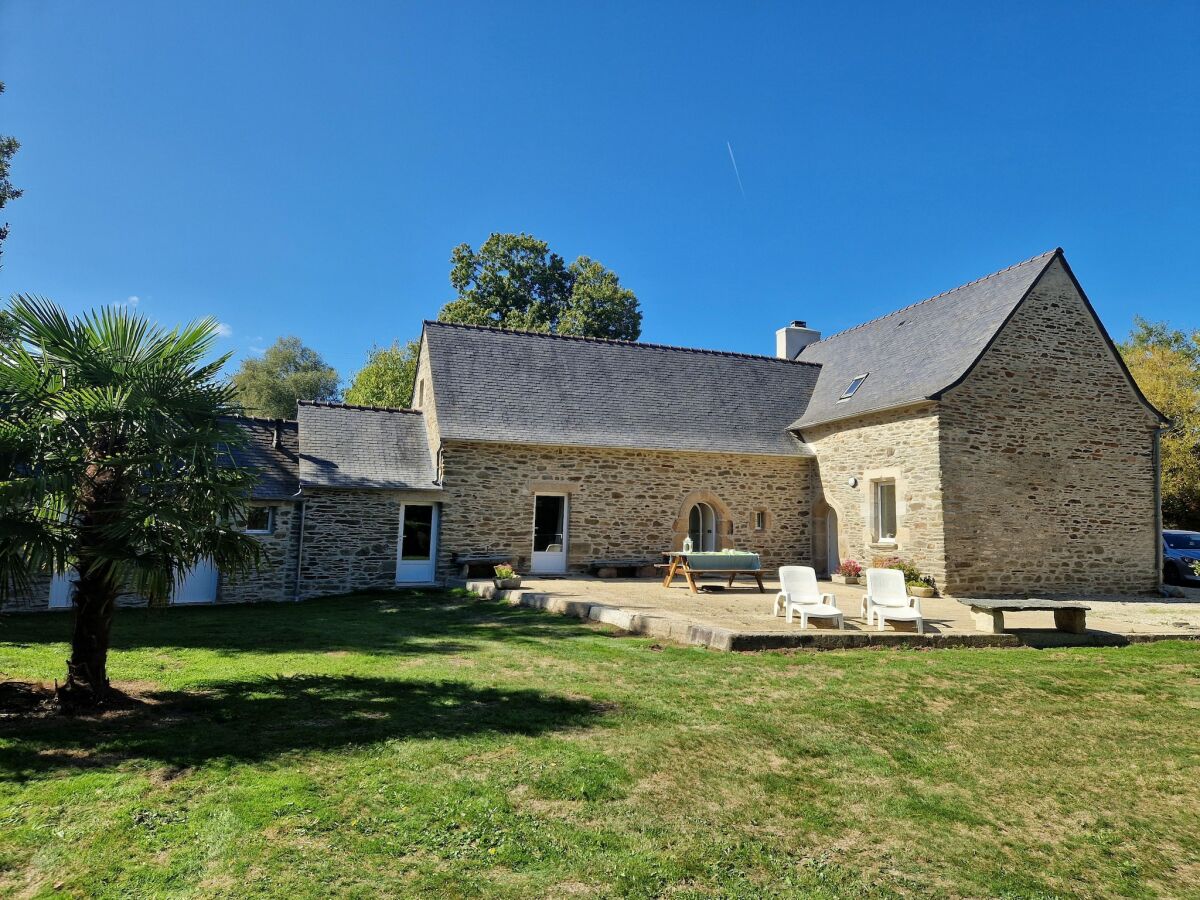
[775,321,821,360]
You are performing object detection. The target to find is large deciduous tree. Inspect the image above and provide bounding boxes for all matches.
[344,340,421,408]
[1120,317,1200,530]
[0,297,261,707]
[231,336,339,419]
[0,81,23,268]
[438,233,642,340]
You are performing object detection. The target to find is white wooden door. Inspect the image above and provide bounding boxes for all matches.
[396,503,438,584]
[531,494,568,574]
[171,560,219,604]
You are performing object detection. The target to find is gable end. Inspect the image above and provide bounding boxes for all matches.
[933,251,1167,426]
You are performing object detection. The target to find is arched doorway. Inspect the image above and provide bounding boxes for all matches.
[825,507,840,576]
[812,497,841,576]
[687,502,717,551]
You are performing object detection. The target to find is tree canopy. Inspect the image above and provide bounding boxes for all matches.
[438,233,642,340]
[0,296,260,706]
[344,340,421,408]
[0,81,23,267]
[231,336,340,419]
[1120,316,1200,530]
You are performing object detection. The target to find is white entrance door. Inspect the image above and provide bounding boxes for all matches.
[531,494,568,574]
[171,559,219,604]
[396,503,438,584]
[48,569,78,609]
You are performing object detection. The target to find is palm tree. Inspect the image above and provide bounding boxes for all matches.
[0,296,260,707]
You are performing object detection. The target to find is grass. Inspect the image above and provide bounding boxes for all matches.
[1,590,1198,899]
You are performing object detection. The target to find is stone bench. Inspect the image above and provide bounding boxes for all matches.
[588,559,660,578]
[959,599,1090,634]
[452,554,515,579]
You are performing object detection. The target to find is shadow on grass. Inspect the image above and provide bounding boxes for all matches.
[0,590,607,656]
[0,674,608,781]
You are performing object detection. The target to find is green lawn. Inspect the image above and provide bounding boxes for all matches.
[1,591,1198,899]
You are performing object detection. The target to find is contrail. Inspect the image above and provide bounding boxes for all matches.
[726,141,745,197]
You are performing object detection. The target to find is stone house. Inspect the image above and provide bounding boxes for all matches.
[5,248,1167,611]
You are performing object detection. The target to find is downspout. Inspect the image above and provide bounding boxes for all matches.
[292,488,306,602]
[1153,428,1163,587]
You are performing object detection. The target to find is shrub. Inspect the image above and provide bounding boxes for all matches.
[494,564,517,580]
[836,559,863,577]
[871,556,934,590]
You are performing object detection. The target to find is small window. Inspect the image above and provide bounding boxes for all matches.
[872,481,897,543]
[839,373,868,401]
[754,510,766,531]
[244,506,274,534]
[417,379,426,407]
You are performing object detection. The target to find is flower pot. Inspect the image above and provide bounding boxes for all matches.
[830,574,859,585]
[494,577,523,590]
[908,585,935,598]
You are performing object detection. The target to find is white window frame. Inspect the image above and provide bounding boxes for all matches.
[754,510,766,531]
[872,479,897,545]
[244,505,275,535]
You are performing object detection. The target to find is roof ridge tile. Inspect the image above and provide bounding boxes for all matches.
[423,319,820,367]
[297,400,423,415]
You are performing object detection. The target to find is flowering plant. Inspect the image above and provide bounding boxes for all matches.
[494,564,518,580]
[835,559,863,577]
[872,555,932,589]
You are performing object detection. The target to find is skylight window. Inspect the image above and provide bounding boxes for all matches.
[839,374,868,401]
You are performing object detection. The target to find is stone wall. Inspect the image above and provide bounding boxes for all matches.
[802,406,947,587]
[297,487,443,599]
[2,572,53,613]
[938,257,1162,595]
[413,334,442,474]
[218,501,302,604]
[436,440,813,581]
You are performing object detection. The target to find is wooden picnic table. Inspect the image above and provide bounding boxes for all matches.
[660,551,766,594]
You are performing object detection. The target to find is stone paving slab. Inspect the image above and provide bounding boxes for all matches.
[465,576,1200,652]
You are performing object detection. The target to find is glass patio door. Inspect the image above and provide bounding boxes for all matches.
[396,503,438,584]
[531,494,568,574]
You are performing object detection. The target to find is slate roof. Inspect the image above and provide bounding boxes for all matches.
[788,250,1060,430]
[225,417,300,500]
[296,401,439,489]
[422,322,821,456]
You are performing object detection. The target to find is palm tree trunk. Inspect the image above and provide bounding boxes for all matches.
[59,572,116,706]
[57,443,124,708]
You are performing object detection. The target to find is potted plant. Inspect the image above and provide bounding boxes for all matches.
[831,559,863,584]
[872,556,937,598]
[493,564,522,590]
[908,576,937,599]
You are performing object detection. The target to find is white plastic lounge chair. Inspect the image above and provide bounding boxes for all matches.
[863,568,925,634]
[774,566,844,629]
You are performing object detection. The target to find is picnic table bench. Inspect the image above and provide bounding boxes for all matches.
[661,551,765,594]
[959,598,1090,634]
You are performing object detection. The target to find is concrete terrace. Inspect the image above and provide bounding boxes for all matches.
[466,576,1200,652]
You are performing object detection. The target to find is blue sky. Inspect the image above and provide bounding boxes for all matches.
[1,1,1197,381]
